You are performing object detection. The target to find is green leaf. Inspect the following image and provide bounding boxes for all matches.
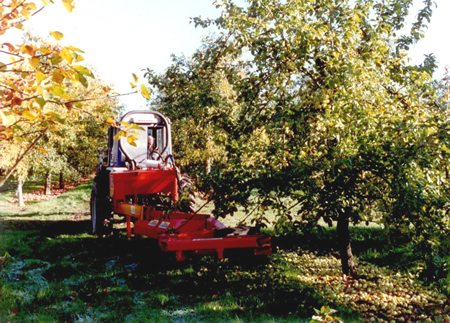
[73,65,94,78]
[77,73,88,88]
[51,55,63,66]
[45,111,65,124]
[34,98,47,108]
[50,85,67,98]
[130,124,145,131]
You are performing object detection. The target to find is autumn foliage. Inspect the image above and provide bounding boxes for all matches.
[0,0,123,188]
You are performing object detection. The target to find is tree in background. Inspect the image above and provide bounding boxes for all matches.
[145,51,242,175]
[147,0,448,280]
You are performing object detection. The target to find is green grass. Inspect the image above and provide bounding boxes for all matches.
[0,229,332,322]
[0,180,448,322]
[0,181,92,220]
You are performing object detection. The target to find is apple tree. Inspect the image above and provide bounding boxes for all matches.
[147,0,448,279]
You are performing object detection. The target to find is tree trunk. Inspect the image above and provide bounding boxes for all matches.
[205,158,212,174]
[59,172,64,189]
[337,213,358,277]
[16,180,25,207]
[44,172,52,195]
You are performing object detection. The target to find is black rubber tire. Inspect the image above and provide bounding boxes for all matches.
[90,169,112,235]
[90,187,101,234]
[178,174,196,213]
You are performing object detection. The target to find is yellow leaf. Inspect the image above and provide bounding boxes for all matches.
[23,110,38,121]
[39,46,51,54]
[14,137,25,143]
[37,148,48,153]
[50,31,64,41]
[27,3,37,10]
[30,57,40,69]
[52,70,65,83]
[41,0,51,5]
[36,70,46,83]
[132,73,139,83]
[62,0,75,12]
[130,82,136,88]
[0,110,17,127]
[59,48,73,64]
[106,117,114,125]
[66,46,84,54]
[21,8,31,20]
[127,135,138,146]
[140,84,150,100]
[113,130,126,140]
[75,53,84,63]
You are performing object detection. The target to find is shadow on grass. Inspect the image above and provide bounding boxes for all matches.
[0,218,350,322]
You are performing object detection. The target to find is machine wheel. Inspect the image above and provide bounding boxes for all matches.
[90,170,112,235]
[178,174,196,213]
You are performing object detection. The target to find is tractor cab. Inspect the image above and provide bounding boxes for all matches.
[106,111,173,171]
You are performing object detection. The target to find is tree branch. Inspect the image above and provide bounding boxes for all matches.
[0,129,46,188]
[0,4,46,32]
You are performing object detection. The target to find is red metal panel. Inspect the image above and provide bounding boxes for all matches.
[159,234,272,260]
[110,169,178,209]
[160,235,271,252]
[132,216,218,239]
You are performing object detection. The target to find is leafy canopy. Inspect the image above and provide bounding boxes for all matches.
[147,0,448,278]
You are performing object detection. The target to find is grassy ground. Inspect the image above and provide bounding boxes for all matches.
[0,181,448,322]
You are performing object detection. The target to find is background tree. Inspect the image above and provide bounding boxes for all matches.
[145,51,243,175]
[147,0,448,279]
